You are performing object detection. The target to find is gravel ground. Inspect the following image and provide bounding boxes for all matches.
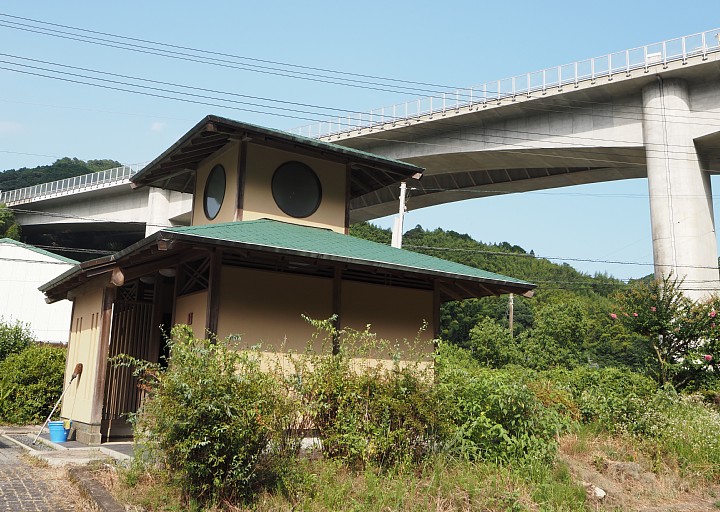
[5,434,57,452]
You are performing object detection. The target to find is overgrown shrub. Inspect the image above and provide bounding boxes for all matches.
[613,275,720,389]
[435,343,570,463]
[466,317,519,367]
[0,318,35,362]
[0,344,66,424]
[287,319,440,469]
[631,388,720,480]
[131,325,296,506]
[545,366,657,431]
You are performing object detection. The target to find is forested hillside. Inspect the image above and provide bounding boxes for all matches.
[0,157,122,191]
[350,222,651,371]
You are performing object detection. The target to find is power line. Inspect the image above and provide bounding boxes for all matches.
[2,12,719,122]
[0,149,64,159]
[0,53,369,117]
[401,244,719,270]
[0,64,325,125]
[7,50,717,145]
[0,13,461,92]
[1,60,714,171]
[0,254,76,265]
[32,244,114,255]
[0,19,447,98]
[4,206,718,273]
[0,59,339,121]
[1,38,718,161]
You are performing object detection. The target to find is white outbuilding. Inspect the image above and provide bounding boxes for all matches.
[0,238,76,343]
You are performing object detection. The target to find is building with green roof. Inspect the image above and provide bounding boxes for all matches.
[0,238,76,344]
[41,115,534,444]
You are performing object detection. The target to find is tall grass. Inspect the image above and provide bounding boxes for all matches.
[631,390,720,481]
[115,327,720,510]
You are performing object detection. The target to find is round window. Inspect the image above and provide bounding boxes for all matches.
[271,161,322,218]
[203,164,226,220]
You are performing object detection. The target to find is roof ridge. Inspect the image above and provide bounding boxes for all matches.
[0,238,78,264]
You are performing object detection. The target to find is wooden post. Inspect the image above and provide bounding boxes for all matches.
[90,286,116,427]
[235,140,248,222]
[332,265,342,354]
[206,249,222,337]
[344,164,351,234]
[432,280,441,340]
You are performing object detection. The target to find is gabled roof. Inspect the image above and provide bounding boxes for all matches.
[130,115,424,199]
[40,219,535,303]
[0,238,78,264]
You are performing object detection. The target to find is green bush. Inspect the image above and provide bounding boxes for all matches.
[288,319,440,469]
[436,344,570,463]
[0,318,35,362]
[132,325,296,506]
[545,366,657,431]
[0,344,66,424]
[631,388,720,480]
[466,317,520,368]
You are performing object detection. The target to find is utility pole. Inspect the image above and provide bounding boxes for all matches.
[508,293,514,337]
[391,181,407,248]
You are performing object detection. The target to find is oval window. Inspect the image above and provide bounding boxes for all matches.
[271,161,322,218]
[203,164,226,220]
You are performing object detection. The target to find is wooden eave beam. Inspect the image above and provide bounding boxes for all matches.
[171,141,228,162]
[240,135,350,166]
[439,283,465,302]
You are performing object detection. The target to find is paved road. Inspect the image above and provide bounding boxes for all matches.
[0,438,75,512]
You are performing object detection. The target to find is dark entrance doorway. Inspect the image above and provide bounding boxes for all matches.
[102,274,174,439]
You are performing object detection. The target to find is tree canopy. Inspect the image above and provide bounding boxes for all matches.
[0,204,20,240]
[0,157,123,191]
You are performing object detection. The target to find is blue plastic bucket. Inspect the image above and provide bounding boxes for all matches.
[48,420,69,443]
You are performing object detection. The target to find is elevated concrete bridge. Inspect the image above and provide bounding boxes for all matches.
[1,165,191,259]
[3,29,720,296]
[293,28,720,298]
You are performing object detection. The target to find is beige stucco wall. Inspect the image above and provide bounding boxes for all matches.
[216,266,333,351]
[60,280,104,424]
[191,142,347,231]
[192,142,239,225]
[341,281,434,350]
[242,144,347,232]
[174,290,208,339]
[215,266,433,354]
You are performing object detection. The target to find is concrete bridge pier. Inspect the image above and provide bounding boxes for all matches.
[642,78,720,300]
[145,187,190,236]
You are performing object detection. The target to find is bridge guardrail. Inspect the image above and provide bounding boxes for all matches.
[291,28,720,139]
[0,164,143,206]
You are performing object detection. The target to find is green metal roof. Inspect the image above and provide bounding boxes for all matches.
[0,238,78,264]
[165,220,533,289]
[40,219,535,302]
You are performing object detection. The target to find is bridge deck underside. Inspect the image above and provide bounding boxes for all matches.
[350,146,648,221]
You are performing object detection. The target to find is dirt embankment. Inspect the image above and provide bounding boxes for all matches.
[560,435,720,511]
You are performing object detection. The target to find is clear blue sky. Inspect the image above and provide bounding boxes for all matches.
[0,1,718,280]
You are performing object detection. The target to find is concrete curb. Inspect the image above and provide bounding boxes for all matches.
[67,467,126,512]
[1,430,130,510]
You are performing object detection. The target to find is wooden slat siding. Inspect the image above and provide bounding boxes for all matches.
[103,302,128,434]
[103,300,154,437]
[171,265,181,327]
[138,302,153,410]
[206,249,222,337]
[149,280,162,364]
[91,287,116,427]
[433,280,441,342]
[332,265,342,355]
